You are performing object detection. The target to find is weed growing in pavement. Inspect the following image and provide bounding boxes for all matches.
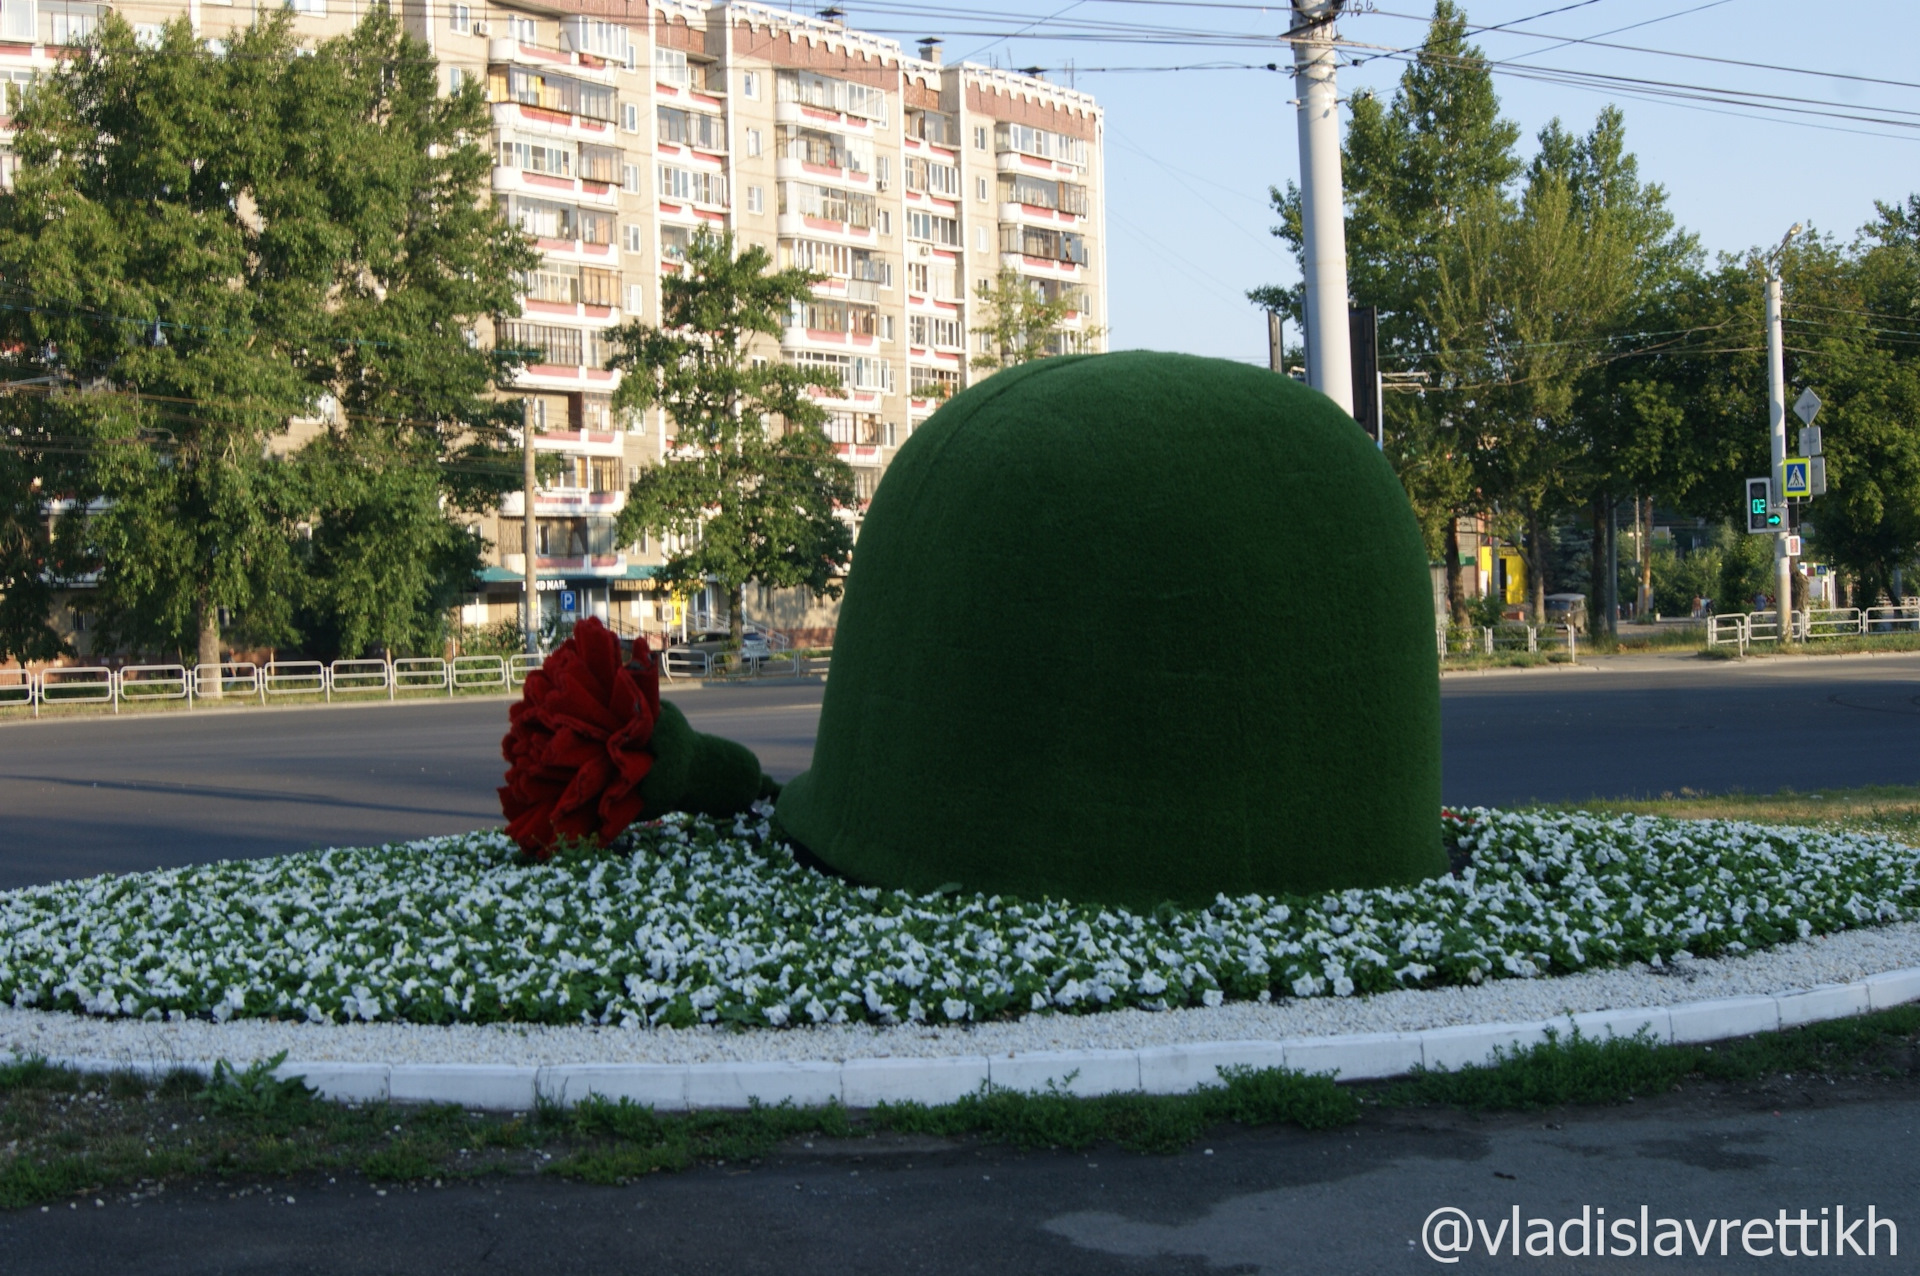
[3,1009,1920,1207]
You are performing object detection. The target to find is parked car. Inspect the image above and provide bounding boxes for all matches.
[1543,592,1589,635]
[663,629,774,674]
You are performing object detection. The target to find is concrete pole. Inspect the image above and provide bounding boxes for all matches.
[1765,272,1795,644]
[1291,1,1353,416]
[523,417,540,655]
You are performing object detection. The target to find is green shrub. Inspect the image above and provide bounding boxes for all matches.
[775,351,1444,907]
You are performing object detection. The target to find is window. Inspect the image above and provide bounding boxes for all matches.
[778,182,876,230]
[448,3,471,33]
[507,14,536,44]
[741,71,759,99]
[520,261,580,304]
[2,1,33,40]
[878,209,892,236]
[775,69,888,125]
[624,223,644,253]
[975,226,988,251]
[792,350,893,393]
[905,260,956,299]
[875,155,891,190]
[578,145,619,184]
[973,126,988,150]
[657,106,724,150]
[134,22,163,48]
[654,48,690,88]
[497,321,607,368]
[490,66,617,123]
[497,196,577,240]
[909,315,964,350]
[660,224,693,261]
[561,17,629,63]
[625,284,646,315]
[287,0,326,15]
[746,185,763,214]
[658,164,727,207]
[880,315,894,341]
[622,102,640,132]
[792,299,879,337]
[904,156,958,198]
[906,209,960,247]
[498,134,573,177]
[745,128,762,157]
[823,413,883,446]
[1000,224,1090,265]
[580,267,619,307]
[1000,174,1090,215]
[910,365,959,398]
[622,163,640,193]
[994,121,1089,169]
[905,108,958,147]
[448,66,467,95]
[977,176,988,202]
[886,421,898,447]
[778,126,874,175]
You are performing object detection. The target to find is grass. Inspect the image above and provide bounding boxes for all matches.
[1531,782,1920,847]
[5,1008,1919,1208]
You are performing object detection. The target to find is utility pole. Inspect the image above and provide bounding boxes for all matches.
[1291,1,1353,416]
[523,413,540,656]
[1765,226,1799,644]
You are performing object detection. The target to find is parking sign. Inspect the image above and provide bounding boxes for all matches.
[559,590,577,614]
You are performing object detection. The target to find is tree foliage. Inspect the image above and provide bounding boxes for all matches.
[0,11,532,664]
[970,266,1098,370]
[608,231,856,644]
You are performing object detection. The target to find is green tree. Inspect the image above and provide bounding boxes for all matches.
[970,266,1099,370]
[0,394,85,663]
[608,231,856,646]
[0,12,531,669]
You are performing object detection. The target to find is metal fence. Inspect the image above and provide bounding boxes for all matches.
[1436,621,1577,661]
[1,646,829,718]
[1706,604,1920,655]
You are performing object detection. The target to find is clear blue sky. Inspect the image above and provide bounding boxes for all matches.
[847,0,1920,363]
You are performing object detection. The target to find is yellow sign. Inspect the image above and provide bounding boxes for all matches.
[1782,457,1813,500]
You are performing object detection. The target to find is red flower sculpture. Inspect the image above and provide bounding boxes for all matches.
[499,617,662,858]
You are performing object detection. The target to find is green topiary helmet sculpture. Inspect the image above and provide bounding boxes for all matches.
[774,350,1444,908]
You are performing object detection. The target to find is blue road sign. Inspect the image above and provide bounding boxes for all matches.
[559,590,577,613]
[1783,457,1813,500]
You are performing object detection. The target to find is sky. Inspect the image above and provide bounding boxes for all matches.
[836,0,1920,364]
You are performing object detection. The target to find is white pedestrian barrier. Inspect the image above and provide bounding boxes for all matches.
[264,660,329,700]
[330,659,391,696]
[453,655,508,691]
[392,657,447,695]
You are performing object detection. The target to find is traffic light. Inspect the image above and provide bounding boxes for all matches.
[1746,477,1782,534]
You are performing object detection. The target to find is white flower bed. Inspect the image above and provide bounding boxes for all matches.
[1,807,1916,1030]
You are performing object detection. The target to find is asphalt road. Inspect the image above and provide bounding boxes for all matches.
[1,652,1916,889]
[4,1076,1916,1274]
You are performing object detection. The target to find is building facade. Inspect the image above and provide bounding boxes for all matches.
[0,0,1105,650]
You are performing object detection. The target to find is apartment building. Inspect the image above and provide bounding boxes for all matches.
[0,0,1106,649]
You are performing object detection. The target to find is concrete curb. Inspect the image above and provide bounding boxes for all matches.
[45,967,1920,1112]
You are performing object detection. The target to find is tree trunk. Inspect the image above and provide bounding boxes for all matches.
[1637,494,1654,619]
[196,599,222,700]
[1444,518,1469,626]
[1526,509,1548,628]
[729,582,746,647]
[1602,496,1619,640]
[1588,498,1604,634]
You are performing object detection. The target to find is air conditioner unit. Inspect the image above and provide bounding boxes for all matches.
[914,243,932,259]
[473,20,490,36]
[875,176,890,191]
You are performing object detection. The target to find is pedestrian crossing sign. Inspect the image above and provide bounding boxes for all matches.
[1782,457,1813,500]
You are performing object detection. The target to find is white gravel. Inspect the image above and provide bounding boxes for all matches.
[7,920,1918,1071]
